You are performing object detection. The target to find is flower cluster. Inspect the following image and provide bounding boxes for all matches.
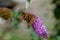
[32,16,48,38]
[0,8,12,20]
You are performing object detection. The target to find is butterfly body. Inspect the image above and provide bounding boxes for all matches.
[19,11,35,28]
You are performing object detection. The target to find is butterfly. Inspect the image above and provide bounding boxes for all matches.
[19,10,35,28]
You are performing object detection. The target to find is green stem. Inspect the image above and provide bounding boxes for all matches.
[12,10,22,30]
[30,27,39,40]
[14,20,20,29]
[26,0,31,9]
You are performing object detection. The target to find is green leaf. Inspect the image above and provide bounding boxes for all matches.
[12,11,19,18]
[56,36,60,40]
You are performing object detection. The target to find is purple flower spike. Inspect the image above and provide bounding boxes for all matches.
[32,16,48,39]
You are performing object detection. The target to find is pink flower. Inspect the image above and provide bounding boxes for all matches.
[32,16,48,39]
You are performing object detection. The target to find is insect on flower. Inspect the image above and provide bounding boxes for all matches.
[19,10,48,38]
[19,10,35,28]
[0,8,12,20]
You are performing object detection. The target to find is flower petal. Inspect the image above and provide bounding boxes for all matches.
[32,16,48,38]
